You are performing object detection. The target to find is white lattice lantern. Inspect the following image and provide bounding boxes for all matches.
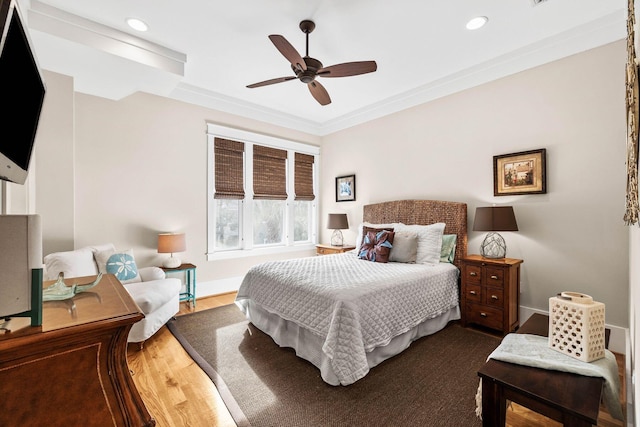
[548,292,606,362]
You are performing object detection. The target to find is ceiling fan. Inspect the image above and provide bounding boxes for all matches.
[246,20,377,106]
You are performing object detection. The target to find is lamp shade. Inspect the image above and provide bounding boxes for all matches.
[473,206,518,232]
[327,213,349,230]
[158,233,186,254]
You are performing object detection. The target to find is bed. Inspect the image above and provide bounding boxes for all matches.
[235,199,468,386]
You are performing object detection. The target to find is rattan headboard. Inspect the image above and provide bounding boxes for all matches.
[363,199,468,269]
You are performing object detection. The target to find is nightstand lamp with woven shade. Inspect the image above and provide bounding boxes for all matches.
[473,206,518,259]
[327,213,349,247]
[158,232,186,268]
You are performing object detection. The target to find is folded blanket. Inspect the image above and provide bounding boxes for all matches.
[476,333,624,421]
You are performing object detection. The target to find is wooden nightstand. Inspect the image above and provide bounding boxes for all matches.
[315,244,356,255]
[460,254,523,334]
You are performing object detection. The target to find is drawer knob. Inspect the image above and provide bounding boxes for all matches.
[490,275,498,280]
[491,295,499,300]
[470,272,477,277]
[480,312,488,317]
[469,290,477,295]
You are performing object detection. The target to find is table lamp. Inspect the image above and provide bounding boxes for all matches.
[473,206,518,259]
[158,233,186,268]
[327,213,349,246]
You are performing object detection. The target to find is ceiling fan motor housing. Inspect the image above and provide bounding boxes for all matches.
[293,57,323,83]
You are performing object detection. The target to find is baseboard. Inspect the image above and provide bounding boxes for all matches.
[520,305,628,355]
[196,276,244,299]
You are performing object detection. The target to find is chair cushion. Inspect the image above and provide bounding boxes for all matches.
[124,279,181,315]
[43,247,98,280]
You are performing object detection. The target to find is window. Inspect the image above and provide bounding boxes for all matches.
[207,124,319,259]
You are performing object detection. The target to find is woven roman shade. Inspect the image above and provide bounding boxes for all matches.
[294,153,315,201]
[253,145,288,200]
[214,138,245,200]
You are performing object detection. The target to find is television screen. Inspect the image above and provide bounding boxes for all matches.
[0,0,46,185]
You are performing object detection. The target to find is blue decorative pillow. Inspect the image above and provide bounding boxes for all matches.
[358,230,395,263]
[94,248,142,284]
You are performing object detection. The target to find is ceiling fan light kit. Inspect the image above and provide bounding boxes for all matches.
[247,20,377,106]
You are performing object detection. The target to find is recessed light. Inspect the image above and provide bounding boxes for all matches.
[466,16,488,30]
[126,18,148,32]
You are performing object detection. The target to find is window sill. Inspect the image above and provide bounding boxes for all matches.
[207,243,316,261]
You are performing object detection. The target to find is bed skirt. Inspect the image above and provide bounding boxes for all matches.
[236,299,461,386]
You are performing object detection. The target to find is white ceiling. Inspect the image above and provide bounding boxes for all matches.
[23,0,626,136]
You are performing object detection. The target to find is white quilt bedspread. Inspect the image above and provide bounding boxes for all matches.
[236,252,460,385]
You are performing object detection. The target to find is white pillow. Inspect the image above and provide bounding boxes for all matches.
[355,222,397,253]
[394,222,446,264]
[94,248,142,284]
[43,247,98,280]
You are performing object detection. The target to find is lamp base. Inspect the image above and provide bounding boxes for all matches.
[162,256,182,269]
[480,232,507,259]
[330,229,344,246]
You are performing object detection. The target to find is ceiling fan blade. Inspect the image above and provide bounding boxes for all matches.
[308,81,331,106]
[317,61,377,78]
[268,35,307,71]
[247,76,296,88]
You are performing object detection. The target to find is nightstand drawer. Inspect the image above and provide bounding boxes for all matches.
[465,265,482,284]
[484,287,504,308]
[484,267,504,287]
[317,247,334,255]
[316,244,356,256]
[466,303,503,331]
[465,284,482,303]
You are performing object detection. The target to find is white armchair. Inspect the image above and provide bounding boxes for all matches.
[43,243,181,348]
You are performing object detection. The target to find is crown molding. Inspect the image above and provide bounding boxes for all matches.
[28,0,186,76]
[170,10,624,137]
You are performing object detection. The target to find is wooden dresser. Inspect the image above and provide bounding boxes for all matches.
[0,274,154,426]
[460,254,523,334]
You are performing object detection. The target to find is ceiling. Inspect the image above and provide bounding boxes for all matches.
[23,0,626,136]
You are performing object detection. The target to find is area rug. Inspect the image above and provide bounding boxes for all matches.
[167,304,501,427]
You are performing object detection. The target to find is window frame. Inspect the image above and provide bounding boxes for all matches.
[206,123,319,260]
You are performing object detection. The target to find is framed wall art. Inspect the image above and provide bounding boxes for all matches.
[494,149,547,196]
[335,174,356,202]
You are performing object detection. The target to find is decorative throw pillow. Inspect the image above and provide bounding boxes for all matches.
[354,222,396,253]
[357,225,395,252]
[440,234,457,263]
[358,230,395,263]
[389,231,418,263]
[394,222,446,264]
[93,248,142,284]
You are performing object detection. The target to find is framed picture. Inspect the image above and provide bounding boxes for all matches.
[335,174,356,202]
[494,149,546,196]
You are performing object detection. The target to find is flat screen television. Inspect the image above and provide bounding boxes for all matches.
[0,0,46,185]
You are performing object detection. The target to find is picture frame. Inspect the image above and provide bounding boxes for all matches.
[494,149,547,196]
[335,174,356,202]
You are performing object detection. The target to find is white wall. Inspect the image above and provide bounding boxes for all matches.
[30,71,321,285]
[35,71,75,255]
[321,40,629,327]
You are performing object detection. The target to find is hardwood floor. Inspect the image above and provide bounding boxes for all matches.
[127,293,237,427]
[127,293,626,427]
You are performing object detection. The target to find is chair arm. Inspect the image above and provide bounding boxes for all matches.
[139,266,166,282]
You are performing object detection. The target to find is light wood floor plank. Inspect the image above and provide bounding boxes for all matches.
[127,293,625,427]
